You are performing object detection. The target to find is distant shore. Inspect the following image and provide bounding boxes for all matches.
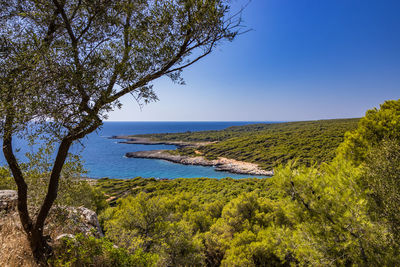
[111,136,213,147]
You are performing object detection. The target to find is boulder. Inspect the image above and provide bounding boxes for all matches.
[63,206,104,237]
[0,190,17,213]
[0,190,103,238]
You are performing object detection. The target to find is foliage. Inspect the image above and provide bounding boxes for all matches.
[23,145,108,213]
[362,139,400,246]
[136,119,359,170]
[96,156,399,266]
[101,193,206,266]
[96,177,271,206]
[0,0,241,262]
[51,234,157,267]
[0,146,107,214]
[270,160,395,265]
[0,166,14,190]
[2,97,398,265]
[98,178,271,266]
[338,99,400,165]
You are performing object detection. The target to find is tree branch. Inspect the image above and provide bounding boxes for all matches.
[103,33,193,105]
[52,0,92,113]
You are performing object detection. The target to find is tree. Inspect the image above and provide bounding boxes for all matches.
[363,139,400,248]
[337,100,400,255]
[0,0,241,263]
[270,160,396,265]
[337,99,400,165]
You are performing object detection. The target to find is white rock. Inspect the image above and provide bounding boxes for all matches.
[55,233,75,241]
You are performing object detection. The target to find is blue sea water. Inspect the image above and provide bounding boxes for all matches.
[0,122,270,179]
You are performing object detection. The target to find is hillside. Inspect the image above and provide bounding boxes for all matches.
[132,118,359,170]
[96,177,271,205]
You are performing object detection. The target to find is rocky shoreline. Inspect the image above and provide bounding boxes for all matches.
[126,150,273,176]
[112,136,273,176]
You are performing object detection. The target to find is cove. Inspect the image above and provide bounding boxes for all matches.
[0,122,270,179]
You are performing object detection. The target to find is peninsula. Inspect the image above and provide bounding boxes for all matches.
[111,118,359,176]
[111,136,270,176]
[126,149,273,176]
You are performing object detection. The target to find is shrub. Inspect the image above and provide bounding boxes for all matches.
[51,234,157,267]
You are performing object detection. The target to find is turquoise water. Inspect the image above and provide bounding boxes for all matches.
[0,122,271,179]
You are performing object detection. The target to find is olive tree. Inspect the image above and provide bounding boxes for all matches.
[0,0,241,263]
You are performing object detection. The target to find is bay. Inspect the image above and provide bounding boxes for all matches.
[1,121,270,179]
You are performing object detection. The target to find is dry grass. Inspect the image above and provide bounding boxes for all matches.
[0,208,102,266]
[0,212,37,267]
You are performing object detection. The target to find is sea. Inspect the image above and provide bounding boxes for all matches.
[0,121,271,179]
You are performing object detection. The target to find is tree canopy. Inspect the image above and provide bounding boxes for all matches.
[0,0,241,263]
[338,99,400,165]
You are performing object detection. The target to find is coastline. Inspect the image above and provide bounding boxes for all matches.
[125,150,273,176]
[112,136,273,176]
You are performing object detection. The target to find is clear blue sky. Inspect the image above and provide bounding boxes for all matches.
[108,0,400,121]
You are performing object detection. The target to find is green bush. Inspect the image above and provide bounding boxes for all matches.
[0,167,15,190]
[51,234,157,267]
[95,158,399,266]
[363,139,400,246]
[338,99,400,165]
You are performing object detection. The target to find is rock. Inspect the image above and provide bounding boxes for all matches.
[55,233,75,241]
[0,190,17,213]
[126,150,273,176]
[0,190,103,239]
[64,206,104,237]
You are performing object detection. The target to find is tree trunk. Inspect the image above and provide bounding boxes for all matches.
[30,137,73,265]
[3,114,101,264]
[29,229,52,266]
[35,138,72,231]
[2,114,33,234]
[3,121,72,265]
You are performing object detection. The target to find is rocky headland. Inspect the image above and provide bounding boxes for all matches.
[112,136,273,176]
[126,150,273,176]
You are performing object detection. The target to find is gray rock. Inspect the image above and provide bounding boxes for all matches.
[0,190,17,213]
[64,206,104,237]
[126,150,274,176]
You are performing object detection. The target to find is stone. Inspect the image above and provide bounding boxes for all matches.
[0,190,17,213]
[55,233,75,241]
[64,206,104,237]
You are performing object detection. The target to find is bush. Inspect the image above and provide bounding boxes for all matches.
[51,234,157,267]
[0,167,15,190]
[338,99,400,165]
[363,139,400,245]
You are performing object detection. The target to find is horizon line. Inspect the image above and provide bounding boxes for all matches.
[104,117,359,123]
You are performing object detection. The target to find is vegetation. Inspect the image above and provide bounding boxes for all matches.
[96,177,271,206]
[0,96,398,265]
[83,99,399,266]
[0,1,396,266]
[363,139,400,248]
[0,0,240,263]
[338,99,400,165]
[137,118,359,169]
[93,158,396,266]
[0,162,107,215]
[51,234,157,267]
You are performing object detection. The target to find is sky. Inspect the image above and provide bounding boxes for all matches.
[107,0,400,122]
